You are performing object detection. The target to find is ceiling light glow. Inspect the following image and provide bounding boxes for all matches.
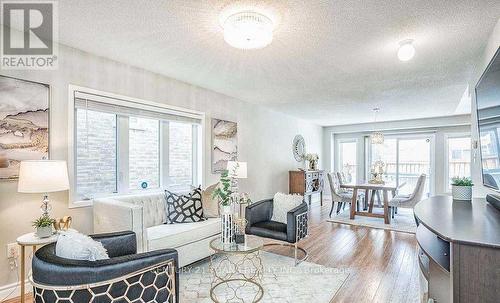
[397,40,415,61]
[223,11,274,49]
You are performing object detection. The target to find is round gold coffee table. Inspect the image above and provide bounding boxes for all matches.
[209,236,264,303]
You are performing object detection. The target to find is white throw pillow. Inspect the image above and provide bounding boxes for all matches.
[56,231,109,261]
[272,192,304,224]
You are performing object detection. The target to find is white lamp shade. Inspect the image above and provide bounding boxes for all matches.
[226,161,247,179]
[18,160,70,193]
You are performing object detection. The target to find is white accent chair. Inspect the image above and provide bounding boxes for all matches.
[93,192,220,267]
[327,173,360,217]
[388,174,427,218]
[336,171,366,209]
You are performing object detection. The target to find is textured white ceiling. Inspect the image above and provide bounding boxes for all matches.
[57,0,500,126]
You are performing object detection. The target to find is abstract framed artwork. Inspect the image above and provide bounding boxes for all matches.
[211,118,237,173]
[0,75,49,180]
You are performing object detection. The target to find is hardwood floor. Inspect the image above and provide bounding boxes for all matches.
[4,198,420,303]
[264,198,420,303]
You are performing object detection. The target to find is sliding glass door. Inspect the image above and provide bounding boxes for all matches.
[397,138,431,196]
[370,138,397,184]
[369,135,432,197]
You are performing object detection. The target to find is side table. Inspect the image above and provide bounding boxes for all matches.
[209,236,264,303]
[16,230,74,303]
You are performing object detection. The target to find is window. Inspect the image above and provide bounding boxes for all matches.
[76,109,117,199]
[446,136,471,189]
[168,122,195,192]
[368,135,433,196]
[129,117,160,190]
[339,141,357,184]
[71,89,203,203]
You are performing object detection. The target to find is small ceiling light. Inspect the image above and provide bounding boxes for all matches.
[222,11,274,49]
[397,39,415,61]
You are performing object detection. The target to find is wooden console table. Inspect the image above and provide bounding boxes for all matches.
[414,196,500,303]
[289,170,324,205]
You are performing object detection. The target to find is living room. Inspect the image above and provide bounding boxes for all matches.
[0,1,499,303]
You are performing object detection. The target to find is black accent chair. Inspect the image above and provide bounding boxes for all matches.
[245,199,308,265]
[31,231,178,303]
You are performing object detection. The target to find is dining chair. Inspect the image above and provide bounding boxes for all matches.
[327,172,360,217]
[388,174,427,218]
[336,171,366,209]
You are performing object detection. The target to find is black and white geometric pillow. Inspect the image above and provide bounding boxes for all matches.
[164,187,206,224]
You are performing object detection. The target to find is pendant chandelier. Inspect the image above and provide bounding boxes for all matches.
[370,108,384,144]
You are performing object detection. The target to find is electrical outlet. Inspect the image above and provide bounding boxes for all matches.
[6,243,19,259]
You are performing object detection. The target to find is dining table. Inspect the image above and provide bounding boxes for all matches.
[340,182,398,224]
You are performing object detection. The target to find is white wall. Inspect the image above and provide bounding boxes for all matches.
[471,18,500,197]
[323,116,471,196]
[0,44,322,293]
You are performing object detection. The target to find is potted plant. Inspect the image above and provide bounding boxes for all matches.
[212,170,233,214]
[451,177,474,201]
[33,216,56,238]
[212,170,236,244]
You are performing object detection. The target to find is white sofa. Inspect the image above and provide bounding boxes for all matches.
[93,192,220,267]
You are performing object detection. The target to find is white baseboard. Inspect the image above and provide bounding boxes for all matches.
[0,279,31,301]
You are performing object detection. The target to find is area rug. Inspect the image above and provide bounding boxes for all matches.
[179,251,349,302]
[327,207,417,233]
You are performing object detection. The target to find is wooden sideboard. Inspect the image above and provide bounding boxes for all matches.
[289,170,324,205]
[414,196,500,303]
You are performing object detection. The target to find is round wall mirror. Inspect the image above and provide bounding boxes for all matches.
[292,135,306,162]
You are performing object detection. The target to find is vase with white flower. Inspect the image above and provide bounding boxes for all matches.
[305,153,319,170]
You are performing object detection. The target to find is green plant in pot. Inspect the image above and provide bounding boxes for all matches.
[33,216,55,238]
[212,170,233,214]
[451,177,474,201]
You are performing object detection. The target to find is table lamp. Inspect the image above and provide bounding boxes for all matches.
[17,160,70,217]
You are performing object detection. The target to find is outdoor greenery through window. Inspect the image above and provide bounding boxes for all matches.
[73,91,202,201]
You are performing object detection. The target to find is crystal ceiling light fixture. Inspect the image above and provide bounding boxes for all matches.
[370,108,384,144]
[222,10,275,49]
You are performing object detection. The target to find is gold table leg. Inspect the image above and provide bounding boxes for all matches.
[209,251,264,302]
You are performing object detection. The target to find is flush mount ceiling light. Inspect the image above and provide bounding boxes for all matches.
[397,39,415,61]
[222,11,275,49]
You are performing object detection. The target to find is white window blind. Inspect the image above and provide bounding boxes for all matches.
[74,91,203,125]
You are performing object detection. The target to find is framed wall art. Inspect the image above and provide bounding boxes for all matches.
[0,75,49,180]
[211,118,237,173]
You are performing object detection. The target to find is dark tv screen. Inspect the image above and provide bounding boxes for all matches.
[476,47,500,191]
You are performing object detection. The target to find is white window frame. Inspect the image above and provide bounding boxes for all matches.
[67,85,205,208]
[337,138,358,184]
[444,133,471,193]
